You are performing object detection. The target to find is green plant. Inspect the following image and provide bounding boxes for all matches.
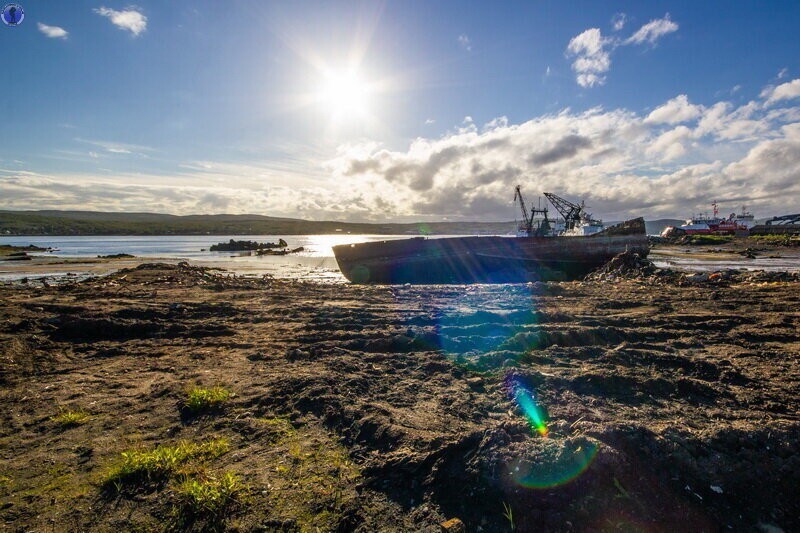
[613,477,630,499]
[502,501,515,531]
[185,386,231,412]
[51,409,90,427]
[175,472,243,515]
[104,438,230,486]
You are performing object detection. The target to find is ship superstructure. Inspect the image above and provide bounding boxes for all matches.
[661,202,755,237]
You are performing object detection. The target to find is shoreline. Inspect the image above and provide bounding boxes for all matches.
[2,240,799,284]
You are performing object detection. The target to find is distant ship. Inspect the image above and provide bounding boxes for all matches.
[333,187,649,284]
[661,202,755,237]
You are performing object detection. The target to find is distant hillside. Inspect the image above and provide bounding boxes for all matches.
[0,210,516,236]
[0,210,682,237]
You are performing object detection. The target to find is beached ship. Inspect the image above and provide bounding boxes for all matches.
[661,202,755,237]
[333,188,648,283]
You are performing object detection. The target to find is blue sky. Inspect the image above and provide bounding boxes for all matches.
[2,1,800,220]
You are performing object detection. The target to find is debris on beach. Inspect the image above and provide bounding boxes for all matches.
[209,238,288,252]
[256,246,305,256]
[584,250,658,281]
[97,253,135,259]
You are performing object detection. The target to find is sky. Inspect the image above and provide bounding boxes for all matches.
[2,1,800,222]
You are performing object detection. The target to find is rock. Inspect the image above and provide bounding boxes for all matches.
[441,517,465,532]
[584,251,658,282]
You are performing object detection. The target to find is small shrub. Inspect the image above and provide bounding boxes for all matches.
[185,386,231,412]
[51,409,90,428]
[104,438,230,487]
[175,472,243,515]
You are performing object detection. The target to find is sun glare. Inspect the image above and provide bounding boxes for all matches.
[318,69,371,121]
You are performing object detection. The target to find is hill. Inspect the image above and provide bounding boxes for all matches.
[0,210,681,236]
[0,210,516,236]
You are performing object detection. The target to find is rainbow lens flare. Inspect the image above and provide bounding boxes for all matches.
[509,438,599,489]
[506,377,598,488]
[510,378,549,436]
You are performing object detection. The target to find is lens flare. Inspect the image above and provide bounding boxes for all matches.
[506,376,598,488]
[510,378,549,436]
[509,439,599,489]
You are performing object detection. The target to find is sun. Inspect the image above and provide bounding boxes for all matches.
[318,68,371,121]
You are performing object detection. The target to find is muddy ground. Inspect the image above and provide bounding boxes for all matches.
[1,263,798,532]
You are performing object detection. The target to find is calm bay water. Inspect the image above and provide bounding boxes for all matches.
[0,234,420,281]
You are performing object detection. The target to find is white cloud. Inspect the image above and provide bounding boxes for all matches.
[37,22,68,39]
[760,79,800,106]
[74,138,155,156]
[611,13,627,31]
[93,6,147,36]
[625,14,678,45]
[425,118,435,125]
[567,14,678,88]
[645,95,703,124]
[778,67,788,79]
[647,125,692,161]
[4,82,800,221]
[330,89,800,219]
[566,28,613,87]
[458,34,472,52]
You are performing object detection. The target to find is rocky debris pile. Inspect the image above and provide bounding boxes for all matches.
[97,253,135,259]
[585,251,658,281]
[209,238,287,252]
[587,251,800,285]
[93,262,273,290]
[256,246,305,256]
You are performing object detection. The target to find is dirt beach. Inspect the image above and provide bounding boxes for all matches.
[1,262,798,531]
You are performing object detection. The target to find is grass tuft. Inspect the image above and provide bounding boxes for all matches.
[104,438,230,487]
[185,386,231,412]
[51,409,90,428]
[175,472,243,515]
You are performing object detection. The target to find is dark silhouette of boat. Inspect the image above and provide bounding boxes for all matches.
[333,217,648,284]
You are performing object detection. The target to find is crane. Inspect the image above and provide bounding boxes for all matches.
[514,185,533,235]
[514,185,551,236]
[544,192,583,231]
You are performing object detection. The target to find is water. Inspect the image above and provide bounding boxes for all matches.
[0,234,422,282]
[650,246,800,273]
[2,235,797,283]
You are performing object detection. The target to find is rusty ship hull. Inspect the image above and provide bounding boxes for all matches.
[333,217,648,284]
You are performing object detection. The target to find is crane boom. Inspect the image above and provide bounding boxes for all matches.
[514,185,533,234]
[544,192,583,229]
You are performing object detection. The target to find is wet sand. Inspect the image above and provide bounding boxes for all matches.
[0,262,798,531]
